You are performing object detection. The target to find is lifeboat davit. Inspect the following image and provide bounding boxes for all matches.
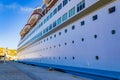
[28,7,42,28]
[44,0,58,9]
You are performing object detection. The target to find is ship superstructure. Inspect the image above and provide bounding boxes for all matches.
[17,0,120,79]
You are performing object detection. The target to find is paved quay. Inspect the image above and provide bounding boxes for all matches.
[0,61,92,80]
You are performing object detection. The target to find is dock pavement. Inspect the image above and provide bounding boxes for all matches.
[0,61,92,80]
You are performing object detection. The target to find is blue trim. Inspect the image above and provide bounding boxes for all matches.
[18,61,120,79]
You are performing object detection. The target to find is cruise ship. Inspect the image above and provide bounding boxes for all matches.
[17,0,120,79]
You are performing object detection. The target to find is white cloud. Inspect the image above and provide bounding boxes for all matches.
[0,3,34,13]
[5,3,18,9]
[20,7,34,13]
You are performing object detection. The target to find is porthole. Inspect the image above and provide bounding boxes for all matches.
[72,40,74,44]
[54,45,56,48]
[54,34,56,37]
[81,21,85,26]
[59,44,61,47]
[59,57,61,59]
[50,36,52,39]
[93,15,98,21]
[65,57,67,59]
[65,29,67,33]
[94,34,97,39]
[109,6,116,14]
[65,42,67,45]
[72,25,75,30]
[72,56,75,60]
[81,38,84,42]
[59,32,61,35]
[111,30,116,35]
[95,56,99,60]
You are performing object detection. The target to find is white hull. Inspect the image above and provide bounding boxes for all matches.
[18,0,120,79]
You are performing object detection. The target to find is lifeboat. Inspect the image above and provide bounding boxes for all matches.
[20,29,25,38]
[20,24,31,38]
[44,0,58,9]
[28,7,42,28]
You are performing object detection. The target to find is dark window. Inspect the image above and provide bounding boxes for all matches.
[63,0,68,7]
[65,29,67,33]
[59,44,61,47]
[58,3,62,11]
[77,0,85,12]
[65,57,67,59]
[111,30,116,35]
[72,56,75,60]
[59,57,61,59]
[50,36,52,39]
[72,25,75,30]
[49,24,52,30]
[65,42,67,45]
[54,45,56,48]
[53,21,56,28]
[93,15,98,21]
[53,8,57,15]
[54,34,56,37]
[95,56,99,60]
[47,38,48,41]
[81,21,85,26]
[109,6,116,14]
[72,40,74,44]
[81,38,84,42]
[59,32,61,35]
[94,34,97,39]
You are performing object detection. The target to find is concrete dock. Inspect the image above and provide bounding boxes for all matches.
[0,62,91,80]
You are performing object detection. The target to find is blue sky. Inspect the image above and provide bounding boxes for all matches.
[0,0,43,49]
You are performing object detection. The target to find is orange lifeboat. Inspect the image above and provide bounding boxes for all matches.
[20,24,31,38]
[28,7,42,28]
[44,0,58,9]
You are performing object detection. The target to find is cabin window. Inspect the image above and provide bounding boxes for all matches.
[65,29,67,33]
[63,0,68,7]
[59,44,61,47]
[93,15,98,21]
[53,21,56,28]
[69,7,75,17]
[81,20,85,26]
[109,6,116,14]
[111,30,116,35]
[77,0,85,12]
[81,38,84,42]
[72,25,75,30]
[58,3,62,11]
[49,24,52,30]
[49,13,53,19]
[65,42,67,45]
[94,34,97,39]
[72,40,74,44]
[54,34,56,37]
[62,12,68,22]
[59,32,61,35]
[53,8,57,15]
[57,17,62,25]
